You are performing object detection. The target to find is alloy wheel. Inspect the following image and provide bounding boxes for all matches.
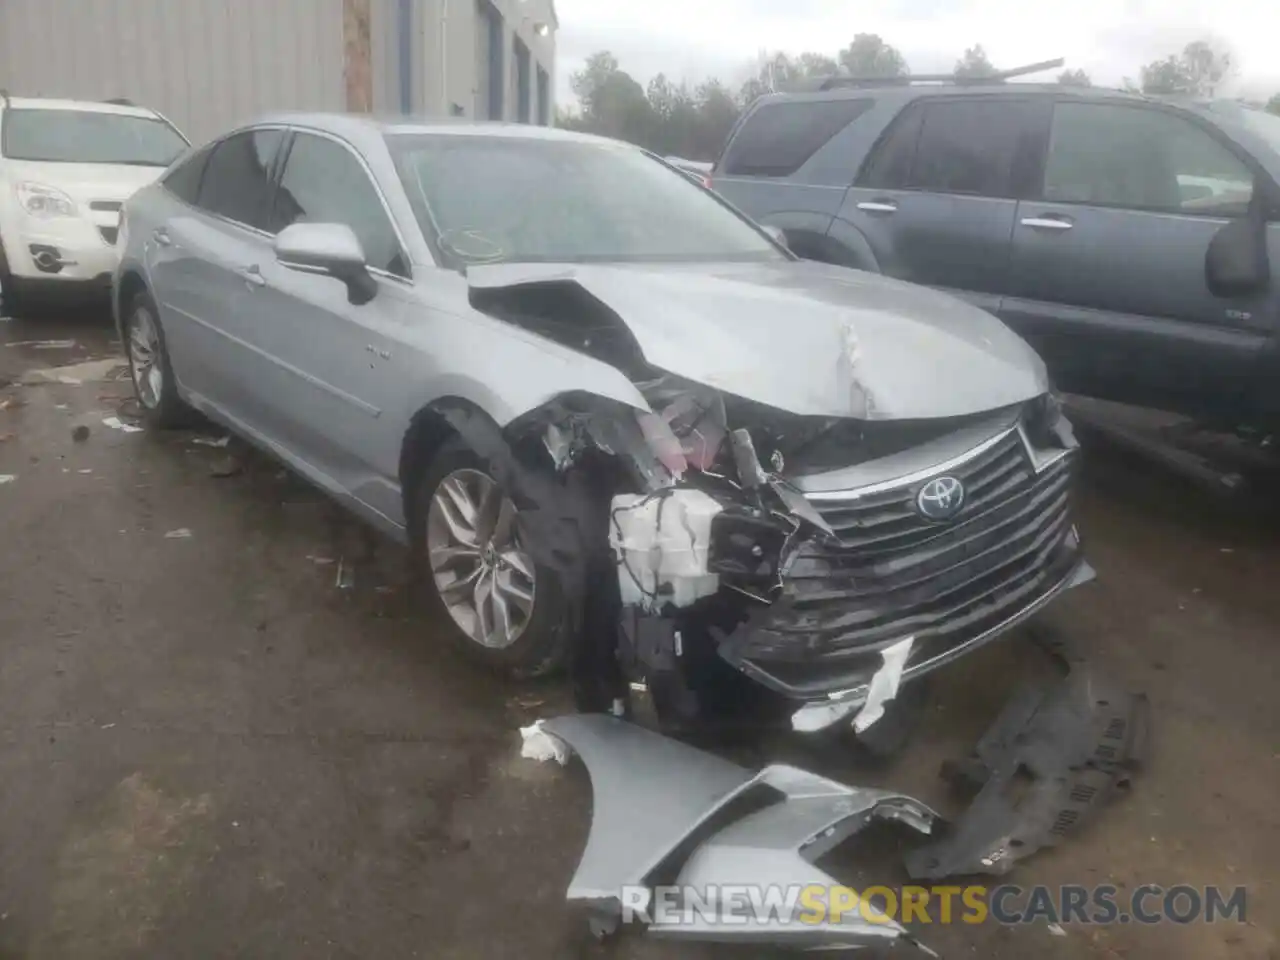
[127,305,164,410]
[426,468,536,649]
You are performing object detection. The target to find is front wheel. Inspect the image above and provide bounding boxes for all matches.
[124,289,191,428]
[411,437,574,678]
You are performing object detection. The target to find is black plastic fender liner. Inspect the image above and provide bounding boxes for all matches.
[904,667,1149,880]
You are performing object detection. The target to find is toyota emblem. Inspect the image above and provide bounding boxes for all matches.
[915,475,965,521]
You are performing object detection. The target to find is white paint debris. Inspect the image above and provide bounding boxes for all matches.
[306,554,336,565]
[0,475,15,485]
[1047,923,1067,937]
[519,720,572,765]
[77,468,93,475]
[21,358,128,386]
[164,528,193,539]
[852,636,915,734]
[192,435,231,448]
[101,416,143,434]
[6,339,77,349]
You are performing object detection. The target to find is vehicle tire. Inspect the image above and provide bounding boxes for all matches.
[0,241,28,318]
[123,288,190,428]
[410,435,574,679]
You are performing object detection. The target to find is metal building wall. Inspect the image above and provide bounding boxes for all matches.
[0,0,555,139]
[0,0,347,144]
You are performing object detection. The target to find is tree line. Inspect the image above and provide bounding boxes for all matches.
[558,36,1280,161]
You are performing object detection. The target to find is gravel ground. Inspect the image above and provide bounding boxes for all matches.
[0,306,1276,960]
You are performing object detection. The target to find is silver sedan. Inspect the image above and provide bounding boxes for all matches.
[114,115,1087,727]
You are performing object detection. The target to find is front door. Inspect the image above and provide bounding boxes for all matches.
[1002,98,1275,420]
[837,95,1050,314]
[237,131,417,522]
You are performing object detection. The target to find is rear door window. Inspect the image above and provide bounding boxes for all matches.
[162,144,214,205]
[1041,101,1254,216]
[720,98,873,177]
[195,129,286,230]
[905,98,1045,198]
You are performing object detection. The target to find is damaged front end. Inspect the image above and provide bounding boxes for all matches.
[502,360,1092,742]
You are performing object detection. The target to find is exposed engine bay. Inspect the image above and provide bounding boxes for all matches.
[461,270,1092,742]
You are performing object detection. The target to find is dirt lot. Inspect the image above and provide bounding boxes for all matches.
[0,308,1276,960]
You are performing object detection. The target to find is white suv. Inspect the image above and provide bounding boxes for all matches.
[0,94,188,314]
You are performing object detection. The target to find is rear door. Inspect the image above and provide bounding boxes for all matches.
[710,97,876,255]
[148,128,286,414]
[1003,98,1273,419]
[837,95,1051,314]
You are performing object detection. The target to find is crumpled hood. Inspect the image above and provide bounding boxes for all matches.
[467,259,1048,420]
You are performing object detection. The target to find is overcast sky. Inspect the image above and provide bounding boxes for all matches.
[553,0,1280,106]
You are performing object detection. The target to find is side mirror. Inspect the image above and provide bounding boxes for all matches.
[762,224,790,250]
[1206,217,1269,299]
[275,222,377,305]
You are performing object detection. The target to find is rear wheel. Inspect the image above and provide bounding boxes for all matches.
[124,289,191,428]
[411,437,573,678]
[0,241,28,318]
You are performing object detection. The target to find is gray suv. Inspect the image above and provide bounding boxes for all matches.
[711,82,1280,429]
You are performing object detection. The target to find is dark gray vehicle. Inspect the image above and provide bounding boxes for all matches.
[711,79,1280,428]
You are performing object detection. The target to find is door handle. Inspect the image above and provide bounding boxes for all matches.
[856,201,898,214]
[1020,216,1073,231]
[152,227,172,246]
[242,264,267,288]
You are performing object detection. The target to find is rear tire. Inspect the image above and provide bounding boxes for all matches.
[410,436,574,678]
[0,241,29,318]
[123,288,191,429]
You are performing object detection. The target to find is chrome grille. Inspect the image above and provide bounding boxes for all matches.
[721,426,1081,695]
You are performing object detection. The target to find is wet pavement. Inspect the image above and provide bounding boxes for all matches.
[0,306,1277,960]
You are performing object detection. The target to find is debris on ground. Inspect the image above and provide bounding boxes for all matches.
[71,424,90,442]
[164,528,193,539]
[20,358,128,386]
[6,339,78,350]
[0,475,15,485]
[334,558,355,589]
[903,664,1147,880]
[192,435,232,448]
[1047,922,1067,937]
[520,720,571,764]
[0,396,23,411]
[101,416,143,434]
[208,455,242,478]
[537,713,941,952]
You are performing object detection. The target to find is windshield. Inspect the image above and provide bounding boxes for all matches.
[1238,107,1280,153]
[1,109,188,165]
[387,134,784,266]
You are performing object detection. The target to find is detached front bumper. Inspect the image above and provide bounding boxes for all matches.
[717,422,1091,729]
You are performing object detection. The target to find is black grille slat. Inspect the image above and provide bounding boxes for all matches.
[785,490,1070,616]
[771,510,1070,644]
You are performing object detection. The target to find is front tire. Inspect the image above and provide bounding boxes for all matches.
[124,289,190,428]
[411,436,573,678]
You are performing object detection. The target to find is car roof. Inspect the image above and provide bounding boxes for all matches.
[754,82,1158,108]
[0,95,161,119]
[254,111,626,147]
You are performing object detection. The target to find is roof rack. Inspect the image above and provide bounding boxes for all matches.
[103,97,135,106]
[791,57,1065,92]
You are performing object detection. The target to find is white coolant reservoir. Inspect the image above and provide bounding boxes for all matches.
[609,489,723,611]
